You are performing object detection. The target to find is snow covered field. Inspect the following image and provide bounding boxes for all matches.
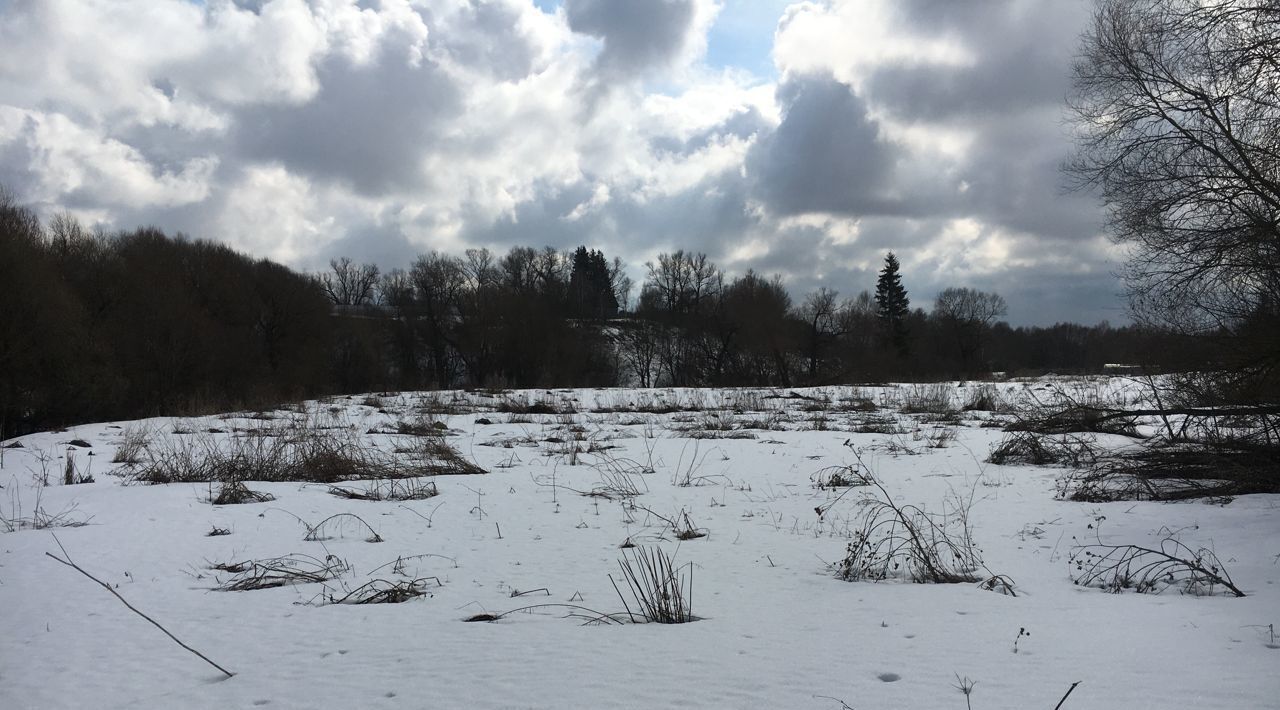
[1,379,1276,709]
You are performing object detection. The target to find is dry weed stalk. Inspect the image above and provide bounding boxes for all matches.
[834,476,983,584]
[215,553,351,591]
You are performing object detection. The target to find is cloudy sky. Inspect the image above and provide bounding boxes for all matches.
[0,0,1125,325]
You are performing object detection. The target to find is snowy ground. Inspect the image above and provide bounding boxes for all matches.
[1,379,1277,709]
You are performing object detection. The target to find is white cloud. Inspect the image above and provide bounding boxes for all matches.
[0,108,217,210]
[0,0,1121,324]
[772,0,974,87]
[219,165,334,262]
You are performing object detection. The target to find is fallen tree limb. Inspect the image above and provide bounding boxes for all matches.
[1088,404,1280,423]
[46,536,235,679]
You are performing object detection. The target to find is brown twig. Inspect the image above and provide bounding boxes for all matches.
[45,536,234,678]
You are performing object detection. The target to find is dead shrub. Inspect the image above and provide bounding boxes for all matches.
[987,432,1099,467]
[1006,406,1140,437]
[1059,441,1280,502]
[812,465,871,489]
[833,478,983,584]
[1070,537,1244,597]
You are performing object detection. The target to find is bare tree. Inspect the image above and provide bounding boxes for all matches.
[1067,0,1279,336]
[932,287,1008,374]
[321,257,380,306]
[640,251,722,317]
[800,287,842,382]
[411,252,466,387]
[609,256,634,312]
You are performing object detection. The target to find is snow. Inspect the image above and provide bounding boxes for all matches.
[1,380,1277,709]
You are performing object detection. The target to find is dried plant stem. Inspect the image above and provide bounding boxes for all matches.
[45,537,234,679]
[1054,681,1081,710]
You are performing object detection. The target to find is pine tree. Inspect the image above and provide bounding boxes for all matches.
[874,252,910,355]
[568,246,619,319]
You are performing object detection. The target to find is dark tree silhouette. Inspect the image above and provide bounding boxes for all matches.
[568,246,619,319]
[932,287,1008,375]
[1068,0,1279,399]
[874,252,911,358]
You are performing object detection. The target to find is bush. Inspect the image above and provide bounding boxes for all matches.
[987,431,1098,467]
[834,478,983,584]
[1070,537,1244,597]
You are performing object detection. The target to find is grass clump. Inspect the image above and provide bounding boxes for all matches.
[610,546,695,624]
[961,384,1007,412]
[209,480,274,505]
[898,383,957,415]
[112,425,150,464]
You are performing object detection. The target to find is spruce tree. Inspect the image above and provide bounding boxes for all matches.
[874,252,910,355]
[568,246,619,319]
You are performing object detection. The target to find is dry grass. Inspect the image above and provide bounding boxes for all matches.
[811,464,872,489]
[215,554,351,591]
[129,418,483,484]
[328,478,439,501]
[898,383,957,415]
[209,480,274,505]
[112,424,150,464]
[317,577,441,605]
[303,513,383,543]
[609,546,696,624]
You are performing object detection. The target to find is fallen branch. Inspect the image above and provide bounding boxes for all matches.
[1054,681,1081,709]
[45,536,234,679]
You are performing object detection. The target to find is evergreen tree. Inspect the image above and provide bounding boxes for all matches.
[874,252,910,355]
[568,246,619,319]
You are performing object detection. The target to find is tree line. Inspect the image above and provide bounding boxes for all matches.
[1,189,1180,438]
